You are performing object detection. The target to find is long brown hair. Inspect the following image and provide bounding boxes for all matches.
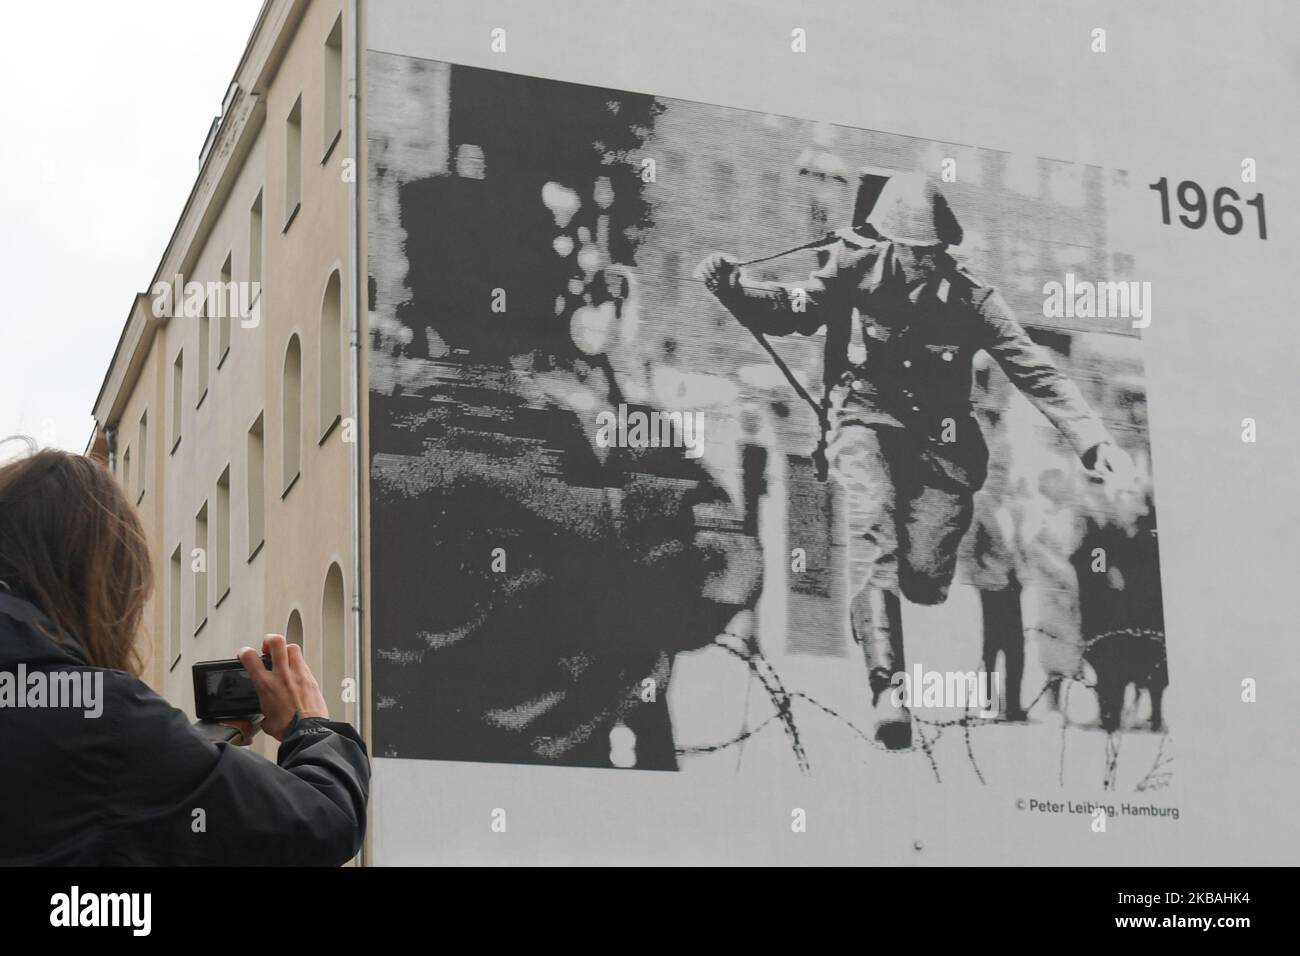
[0,438,152,674]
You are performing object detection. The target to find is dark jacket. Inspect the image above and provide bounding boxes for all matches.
[0,591,369,866]
[720,232,1110,487]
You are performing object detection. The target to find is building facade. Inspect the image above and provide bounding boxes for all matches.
[90,0,362,761]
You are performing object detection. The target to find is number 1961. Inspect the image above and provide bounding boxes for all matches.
[1150,178,1267,239]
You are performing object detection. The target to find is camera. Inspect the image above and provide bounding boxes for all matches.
[192,653,271,720]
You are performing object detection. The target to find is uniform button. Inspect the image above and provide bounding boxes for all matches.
[942,351,954,362]
[911,405,920,412]
[902,360,912,368]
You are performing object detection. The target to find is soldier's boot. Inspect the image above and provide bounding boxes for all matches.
[853,586,911,750]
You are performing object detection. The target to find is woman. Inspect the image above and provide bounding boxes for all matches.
[0,441,369,865]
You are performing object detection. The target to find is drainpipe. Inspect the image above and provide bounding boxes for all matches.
[345,0,368,866]
[345,0,366,796]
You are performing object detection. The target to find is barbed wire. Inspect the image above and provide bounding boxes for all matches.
[677,623,1172,793]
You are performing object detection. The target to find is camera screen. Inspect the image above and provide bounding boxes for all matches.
[205,669,258,709]
[193,657,269,719]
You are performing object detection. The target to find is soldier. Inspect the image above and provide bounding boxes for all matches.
[699,172,1135,749]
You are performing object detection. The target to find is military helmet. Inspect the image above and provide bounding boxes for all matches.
[868,171,963,247]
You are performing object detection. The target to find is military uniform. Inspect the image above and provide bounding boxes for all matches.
[713,230,1110,735]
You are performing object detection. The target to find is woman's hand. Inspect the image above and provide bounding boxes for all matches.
[238,635,330,742]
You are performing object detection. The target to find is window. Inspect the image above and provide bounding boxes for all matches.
[168,545,182,670]
[121,447,131,496]
[137,410,148,502]
[286,609,303,649]
[282,335,302,493]
[197,302,210,407]
[323,15,343,157]
[322,563,347,721]
[217,253,233,367]
[215,467,231,604]
[171,351,183,452]
[249,191,263,294]
[194,502,208,634]
[285,95,302,227]
[247,413,265,558]
[319,270,342,439]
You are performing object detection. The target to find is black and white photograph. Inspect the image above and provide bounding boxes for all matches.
[368,60,1170,793]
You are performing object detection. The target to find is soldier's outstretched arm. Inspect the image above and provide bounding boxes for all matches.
[976,288,1112,461]
[697,248,841,337]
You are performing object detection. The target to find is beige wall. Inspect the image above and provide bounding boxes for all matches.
[96,0,358,737]
[260,0,354,727]
[157,123,272,716]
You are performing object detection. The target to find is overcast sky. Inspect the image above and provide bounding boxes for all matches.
[0,0,265,453]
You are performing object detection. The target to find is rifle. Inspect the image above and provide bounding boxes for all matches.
[711,232,851,482]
